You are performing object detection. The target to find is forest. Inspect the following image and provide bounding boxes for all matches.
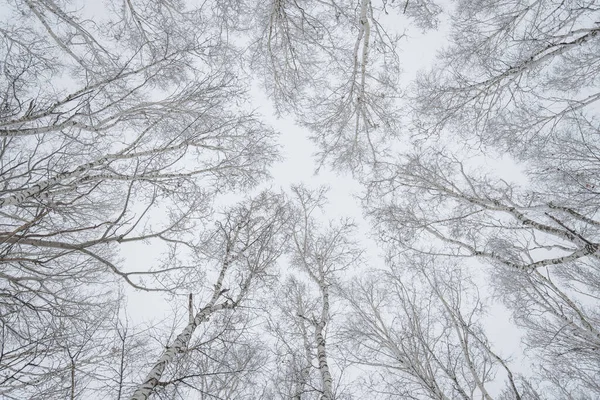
[1,0,599,399]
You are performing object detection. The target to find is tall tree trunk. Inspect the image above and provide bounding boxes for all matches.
[315,322,333,400]
[130,302,231,400]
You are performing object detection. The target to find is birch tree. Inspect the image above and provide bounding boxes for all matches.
[367,151,600,396]
[1,0,280,390]
[343,258,533,400]
[135,308,270,400]
[264,185,362,400]
[131,191,287,400]
[299,0,441,172]
[9,0,600,398]
[0,0,278,285]
[0,290,122,399]
[266,276,328,400]
[261,186,360,399]
[363,1,600,395]
[246,0,344,114]
[99,313,153,400]
[242,0,442,172]
[413,0,600,163]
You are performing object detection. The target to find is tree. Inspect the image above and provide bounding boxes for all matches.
[412,0,600,164]
[263,185,361,400]
[362,1,600,395]
[5,0,600,398]
[98,311,153,400]
[243,0,442,172]
[1,0,279,396]
[266,276,329,400]
[131,191,288,400]
[366,150,600,396]
[343,257,534,400]
[0,289,120,399]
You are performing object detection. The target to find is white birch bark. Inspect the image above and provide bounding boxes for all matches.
[130,243,243,400]
[129,301,232,400]
[315,283,333,400]
[314,322,333,400]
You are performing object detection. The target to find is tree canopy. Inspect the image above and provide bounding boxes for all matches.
[1,0,599,399]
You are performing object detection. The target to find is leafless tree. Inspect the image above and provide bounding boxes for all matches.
[134,307,271,400]
[246,0,344,114]
[412,0,600,162]
[0,288,120,399]
[130,191,288,400]
[368,3,600,392]
[7,0,600,398]
[99,312,154,400]
[343,257,534,400]
[298,0,437,172]
[265,276,327,400]
[241,0,442,172]
[262,185,361,400]
[1,0,280,396]
[367,151,600,396]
